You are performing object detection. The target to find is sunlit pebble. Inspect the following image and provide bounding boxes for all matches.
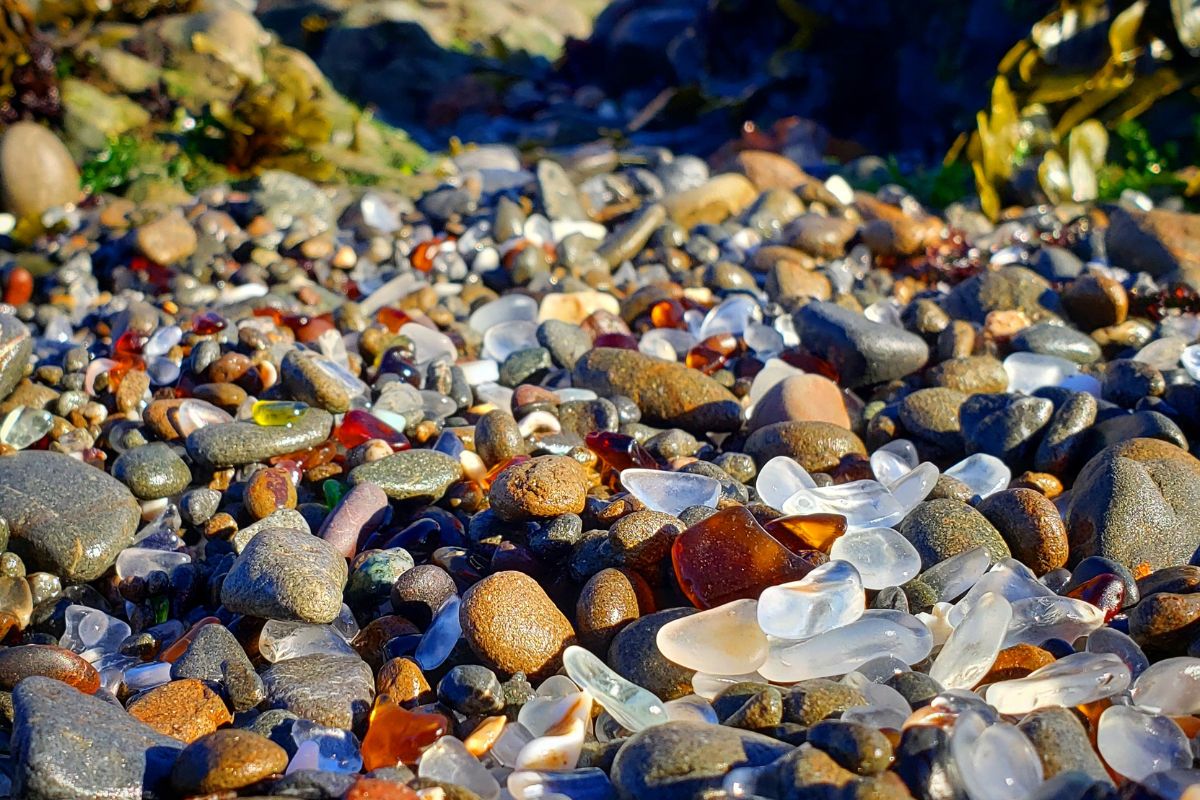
[518,411,560,437]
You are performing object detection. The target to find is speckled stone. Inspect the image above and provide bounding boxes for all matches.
[1129,592,1200,653]
[782,679,867,726]
[1066,438,1200,571]
[572,348,742,433]
[0,315,33,402]
[611,721,790,800]
[390,564,457,628]
[487,455,588,521]
[474,409,525,467]
[896,499,1011,570]
[281,350,352,413]
[576,567,648,652]
[0,645,99,694]
[12,676,183,800]
[980,644,1056,683]
[976,488,1068,575]
[608,510,684,574]
[805,719,894,776]
[744,420,867,472]
[1034,391,1097,475]
[537,319,592,369]
[111,442,191,500]
[260,653,375,729]
[926,355,1010,393]
[220,527,348,624]
[170,623,265,713]
[0,451,140,581]
[169,729,288,794]
[899,388,967,453]
[126,678,233,743]
[960,393,1054,466]
[460,570,575,679]
[792,301,929,387]
[349,449,463,502]
[775,743,912,800]
[186,408,333,468]
[885,671,942,709]
[608,608,696,701]
[1010,322,1101,364]
[943,266,1060,323]
[1018,707,1112,784]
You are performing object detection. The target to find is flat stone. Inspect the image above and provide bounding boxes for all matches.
[126,678,233,743]
[474,409,525,467]
[281,351,353,413]
[220,527,348,623]
[186,409,333,469]
[1011,322,1102,364]
[0,451,140,581]
[349,449,463,502]
[12,676,183,800]
[792,301,929,387]
[663,173,758,228]
[171,623,265,713]
[572,348,742,433]
[135,211,197,266]
[260,653,375,729]
[926,355,1011,393]
[943,266,1061,323]
[611,721,790,800]
[460,570,575,680]
[111,442,192,500]
[0,645,99,693]
[744,421,867,472]
[1066,438,1200,571]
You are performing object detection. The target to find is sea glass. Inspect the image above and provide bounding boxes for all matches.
[943,453,1010,499]
[782,480,906,529]
[114,548,191,580]
[671,506,821,609]
[60,605,131,662]
[619,468,720,515]
[928,592,1011,689]
[656,599,768,674]
[758,610,933,683]
[757,560,865,640]
[418,736,500,800]
[1086,626,1150,681]
[828,527,921,589]
[1003,595,1105,647]
[987,652,1130,715]
[763,513,846,554]
[291,719,363,773]
[251,400,308,426]
[755,456,817,510]
[1097,705,1192,781]
[414,596,461,670]
[0,407,52,449]
[562,645,666,732]
[1131,657,1200,715]
[951,710,1044,800]
[336,409,410,450]
[361,695,449,769]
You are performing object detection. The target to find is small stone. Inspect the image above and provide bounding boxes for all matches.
[744,420,867,472]
[0,644,99,693]
[111,442,191,500]
[170,729,288,794]
[576,567,648,652]
[460,571,575,679]
[261,653,375,729]
[926,355,1011,393]
[980,644,1056,683]
[1018,707,1112,784]
[488,455,588,521]
[0,315,33,402]
[609,609,697,701]
[319,482,390,558]
[437,665,504,716]
[1010,323,1101,364]
[747,373,850,432]
[474,409,525,467]
[282,350,354,413]
[1129,592,1200,653]
[664,174,758,228]
[220,527,348,624]
[350,449,463,502]
[806,718,894,775]
[0,122,80,219]
[244,467,298,520]
[136,212,197,266]
[793,301,930,387]
[126,678,233,743]
[976,489,1068,575]
[896,500,1011,570]
[171,623,265,713]
[782,679,869,725]
[1063,273,1128,330]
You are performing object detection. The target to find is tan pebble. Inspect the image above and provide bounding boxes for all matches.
[460,571,576,679]
[126,678,233,742]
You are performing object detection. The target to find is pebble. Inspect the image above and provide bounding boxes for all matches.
[488,455,589,520]
[350,449,463,502]
[170,623,266,712]
[896,499,1011,569]
[474,409,525,467]
[975,488,1068,575]
[0,122,80,219]
[111,442,192,500]
[126,678,233,743]
[220,526,349,624]
[609,609,698,701]
[261,653,375,729]
[576,567,647,652]
[170,729,288,794]
[794,301,930,387]
[747,373,850,431]
[460,571,575,679]
[744,420,867,472]
[187,408,334,468]
[1017,707,1112,784]
[0,315,33,402]
[0,644,99,693]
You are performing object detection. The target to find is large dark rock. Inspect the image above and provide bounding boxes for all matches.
[792,301,929,387]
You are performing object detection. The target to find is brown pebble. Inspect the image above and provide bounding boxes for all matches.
[608,511,684,575]
[460,570,576,679]
[207,352,253,384]
[576,567,652,652]
[126,678,233,743]
[979,644,1055,684]
[191,382,248,410]
[144,399,186,441]
[975,489,1068,576]
[203,512,237,540]
[170,728,288,794]
[1010,471,1063,498]
[1129,592,1200,653]
[243,467,297,520]
[376,657,434,707]
[115,369,150,413]
[352,615,421,671]
[488,455,589,521]
[0,644,100,693]
[1063,273,1128,330]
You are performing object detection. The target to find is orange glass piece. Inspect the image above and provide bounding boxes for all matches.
[481,454,531,491]
[672,505,824,609]
[113,330,147,358]
[411,236,454,273]
[685,346,726,375]
[376,307,412,333]
[158,616,222,663]
[3,267,33,306]
[650,299,685,329]
[764,513,848,554]
[345,778,420,800]
[269,440,339,469]
[463,715,506,758]
[360,695,449,769]
[699,333,739,356]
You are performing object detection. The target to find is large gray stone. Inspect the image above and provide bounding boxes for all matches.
[220,527,347,623]
[0,451,140,581]
[261,653,374,730]
[0,314,32,401]
[186,408,333,468]
[792,301,929,388]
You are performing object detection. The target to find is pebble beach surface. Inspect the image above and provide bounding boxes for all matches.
[3,122,1200,800]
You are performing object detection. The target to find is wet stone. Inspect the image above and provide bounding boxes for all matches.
[349,449,463,502]
[111,442,192,500]
[805,719,894,776]
[220,527,348,624]
[187,409,334,469]
[170,623,266,713]
[261,653,375,730]
[609,608,696,701]
[126,678,233,743]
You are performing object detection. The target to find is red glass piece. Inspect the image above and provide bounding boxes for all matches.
[360,695,449,769]
[113,330,146,358]
[336,410,411,451]
[377,307,412,333]
[685,345,727,375]
[1066,574,1125,622]
[4,267,33,306]
[269,440,339,469]
[191,311,227,335]
[586,431,657,472]
[593,333,639,350]
[672,505,823,609]
[283,312,335,343]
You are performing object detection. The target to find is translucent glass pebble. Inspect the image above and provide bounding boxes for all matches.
[758,610,933,683]
[638,328,695,361]
[1182,343,1200,382]
[468,294,538,333]
[517,691,591,737]
[656,599,767,674]
[460,359,500,386]
[507,768,616,800]
[0,406,52,449]
[513,717,584,770]
[60,605,131,661]
[1097,705,1192,781]
[663,694,719,724]
[886,462,938,511]
[929,592,1011,689]
[260,619,357,662]
[986,652,1130,715]
[1003,595,1105,647]
[415,596,461,670]
[174,398,233,436]
[755,456,817,510]
[123,660,173,692]
[482,320,539,363]
[291,719,363,773]
[925,547,993,605]
[562,645,667,732]
[1004,351,1087,394]
[419,736,500,800]
[691,671,763,700]
[1131,657,1200,715]
[114,548,191,580]
[871,449,912,484]
[943,453,1010,499]
[828,527,921,589]
[756,560,865,639]
[877,438,919,468]
[143,324,182,358]
[782,480,905,529]
[619,469,721,515]
[400,322,458,367]
[951,711,1044,800]
[489,722,535,767]
[251,400,309,426]
[699,294,761,339]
